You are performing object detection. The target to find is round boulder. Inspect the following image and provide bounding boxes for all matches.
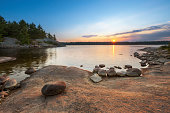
[98,69,107,77]
[117,71,126,77]
[93,67,100,73]
[25,67,36,75]
[41,81,66,96]
[126,68,142,77]
[107,69,116,77]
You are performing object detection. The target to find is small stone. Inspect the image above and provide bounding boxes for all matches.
[0,75,9,85]
[90,74,102,83]
[107,69,116,77]
[25,67,36,75]
[99,64,105,68]
[41,81,66,96]
[98,69,107,77]
[95,65,99,68]
[124,65,132,69]
[0,91,8,98]
[4,79,17,89]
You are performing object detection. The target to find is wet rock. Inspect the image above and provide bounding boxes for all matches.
[126,68,142,77]
[95,65,99,68]
[93,67,100,73]
[41,81,66,96]
[117,71,126,77]
[90,74,102,83]
[4,79,17,89]
[140,60,147,67]
[148,61,162,65]
[164,61,170,66]
[157,58,168,63]
[0,91,8,98]
[0,57,16,63]
[107,69,116,77]
[124,65,132,69]
[0,75,9,85]
[114,66,122,69]
[134,52,139,57]
[25,67,36,74]
[99,64,105,68]
[98,69,107,77]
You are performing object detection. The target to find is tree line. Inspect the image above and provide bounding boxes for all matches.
[0,16,56,44]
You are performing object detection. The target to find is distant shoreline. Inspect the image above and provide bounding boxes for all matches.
[63,41,170,45]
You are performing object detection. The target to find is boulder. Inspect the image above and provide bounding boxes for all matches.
[95,65,99,68]
[98,69,107,77]
[93,67,100,73]
[126,68,142,77]
[124,65,132,69]
[107,69,116,77]
[117,71,126,77]
[99,64,105,68]
[41,81,66,96]
[140,60,147,67]
[90,74,102,83]
[25,67,36,74]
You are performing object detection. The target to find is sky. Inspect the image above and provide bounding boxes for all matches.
[0,0,170,42]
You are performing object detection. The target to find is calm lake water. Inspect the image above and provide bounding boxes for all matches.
[0,45,161,82]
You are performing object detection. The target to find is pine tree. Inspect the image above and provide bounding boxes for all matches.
[0,16,7,40]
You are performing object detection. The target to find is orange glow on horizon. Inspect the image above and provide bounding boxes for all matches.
[112,39,116,42]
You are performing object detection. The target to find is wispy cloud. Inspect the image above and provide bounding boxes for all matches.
[80,23,170,41]
[82,35,98,38]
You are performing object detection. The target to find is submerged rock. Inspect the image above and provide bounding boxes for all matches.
[41,81,66,96]
[25,67,36,75]
[90,74,102,83]
[126,68,142,77]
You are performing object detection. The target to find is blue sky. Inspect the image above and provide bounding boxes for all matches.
[0,0,170,42]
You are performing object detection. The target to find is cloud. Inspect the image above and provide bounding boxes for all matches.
[108,23,170,37]
[82,35,98,38]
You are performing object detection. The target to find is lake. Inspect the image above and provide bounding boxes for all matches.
[0,45,161,82]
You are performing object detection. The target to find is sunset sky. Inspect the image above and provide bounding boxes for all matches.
[1,0,170,42]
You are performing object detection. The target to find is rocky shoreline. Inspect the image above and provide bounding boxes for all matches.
[0,47,169,112]
[0,37,65,49]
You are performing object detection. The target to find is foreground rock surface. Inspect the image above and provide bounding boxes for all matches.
[0,65,170,113]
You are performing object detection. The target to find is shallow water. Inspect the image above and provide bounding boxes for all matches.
[0,45,161,82]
